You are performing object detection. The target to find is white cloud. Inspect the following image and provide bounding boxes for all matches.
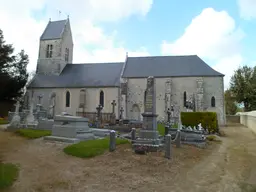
[0,0,152,72]
[161,8,245,89]
[238,0,256,19]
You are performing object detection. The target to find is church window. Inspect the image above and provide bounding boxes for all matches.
[99,91,104,107]
[65,91,71,107]
[65,48,69,62]
[79,89,86,108]
[211,96,216,107]
[46,44,53,58]
[183,91,187,107]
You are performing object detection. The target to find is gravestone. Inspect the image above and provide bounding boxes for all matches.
[7,101,21,131]
[111,100,116,124]
[111,100,116,114]
[120,107,124,119]
[119,106,124,125]
[48,92,56,119]
[133,76,161,153]
[44,115,95,143]
[26,101,38,127]
[96,104,103,127]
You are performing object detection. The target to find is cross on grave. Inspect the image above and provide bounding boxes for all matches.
[111,100,116,114]
[37,95,43,104]
[170,105,174,117]
[14,101,20,114]
[96,104,103,120]
[119,106,124,119]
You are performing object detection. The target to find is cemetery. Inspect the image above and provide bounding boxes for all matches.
[0,76,256,191]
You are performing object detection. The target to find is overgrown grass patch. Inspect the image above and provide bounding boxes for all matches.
[206,135,222,143]
[0,163,19,190]
[16,129,51,139]
[63,137,130,158]
[239,182,256,192]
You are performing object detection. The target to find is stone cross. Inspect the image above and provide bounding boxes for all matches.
[170,105,174,117]
[37,95,43,104]
[119,106,124,119]
[15,101,20,114]
[111,100,116,114]
[96,104,103,119]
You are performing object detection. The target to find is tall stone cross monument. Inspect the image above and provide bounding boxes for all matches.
[133,76,161,153]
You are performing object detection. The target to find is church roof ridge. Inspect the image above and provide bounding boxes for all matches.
[69,62,123,65]
[122,55,224,78]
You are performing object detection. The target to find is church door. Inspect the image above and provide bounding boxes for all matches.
[132,104,141,120]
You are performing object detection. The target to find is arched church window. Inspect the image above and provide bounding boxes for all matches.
[66,91,71,107]
[99,91,104,107]
[79,89,86,108]
[211,96,216,107]
[46,44,53,58]
[183,91,187,107]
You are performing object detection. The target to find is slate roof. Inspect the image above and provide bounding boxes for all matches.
[122,55,224,78]
[28,63,124,88]
[40,20,67,40]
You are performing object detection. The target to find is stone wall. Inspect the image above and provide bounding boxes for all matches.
[126,76,225,125]
[226,115,240,124]
[240,111,256,134]
[27,87,120,116]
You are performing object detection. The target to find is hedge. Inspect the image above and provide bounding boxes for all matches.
[181,112,218,133]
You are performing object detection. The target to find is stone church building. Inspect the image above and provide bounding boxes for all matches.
[27,18,226,125]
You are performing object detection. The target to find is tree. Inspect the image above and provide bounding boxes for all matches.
[0,29,29,102]
[225,89,238,115]
[230,65,256,112]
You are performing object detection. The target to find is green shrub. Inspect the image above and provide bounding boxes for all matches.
[16,129,51,139]
[206,135,216,141]
[0,163,19,189]
[63,137,130,158]
[181,112,218,133]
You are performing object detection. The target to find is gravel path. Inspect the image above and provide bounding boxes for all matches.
[1,125,256,192]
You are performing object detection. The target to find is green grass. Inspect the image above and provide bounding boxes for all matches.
[63,137,130,158]
[157,124,165,136]
[0,120,8,125]
[0,163,19,190]
[15,129,51,139]
[157,123,178,136]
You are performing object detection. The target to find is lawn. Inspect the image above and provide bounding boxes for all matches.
[16,129,51,139]
[0,163,19,190]
[63,137,130,158]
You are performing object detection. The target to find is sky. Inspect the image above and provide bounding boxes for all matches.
[0,0,256,89]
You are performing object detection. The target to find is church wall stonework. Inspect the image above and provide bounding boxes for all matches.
[27,87,120,117]
[126,76,225,125]
[37,39,63,74]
